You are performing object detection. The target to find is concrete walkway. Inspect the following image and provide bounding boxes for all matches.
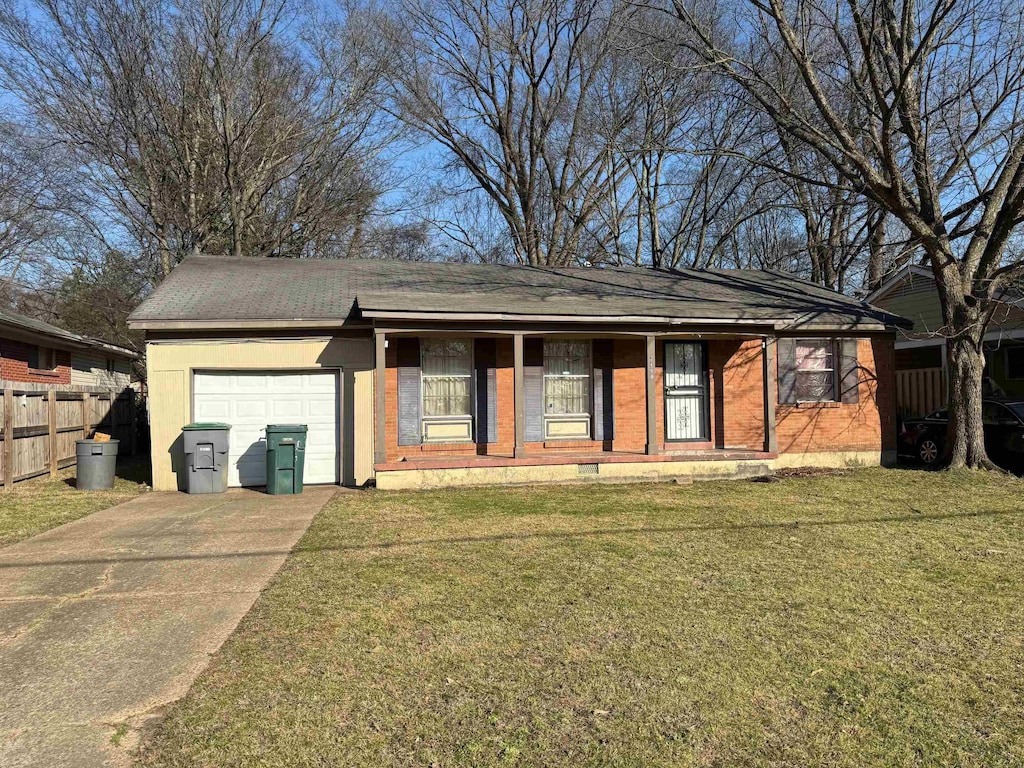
[0,486,337,768]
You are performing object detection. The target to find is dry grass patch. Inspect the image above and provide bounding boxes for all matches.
[138,468,1024,767]
[0,460,149,546]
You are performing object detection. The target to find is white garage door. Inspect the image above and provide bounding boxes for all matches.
[192,371,339,487]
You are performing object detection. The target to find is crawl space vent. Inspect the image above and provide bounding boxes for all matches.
[577,463,600,476]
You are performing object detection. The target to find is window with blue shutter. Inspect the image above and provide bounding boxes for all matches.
[592,340,614,441]
[778,338,859,404]
[396,338,422,446]
[524,338,544,442]
[474,338,498,443]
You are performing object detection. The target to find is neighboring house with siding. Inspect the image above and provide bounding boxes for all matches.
[0,308,137,388]
[128,255,908,492]
[868,264,1024,416]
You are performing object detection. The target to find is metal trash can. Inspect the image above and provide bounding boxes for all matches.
[182,423,231,494]
[265,424,307,495]
[76,439,119,490]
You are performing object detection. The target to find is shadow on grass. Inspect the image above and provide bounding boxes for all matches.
[2,504,1021,570]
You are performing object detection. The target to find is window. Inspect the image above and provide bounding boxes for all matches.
[794,340,836,402]
[544,340,590,415]
[420,339,472,417]
[983,401,1020,425]
[106,358,117,373]
[1005,346,1024,380]
[29,346,57,371]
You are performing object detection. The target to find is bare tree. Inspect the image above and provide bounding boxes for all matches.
[0,0,392,280]
[608,34,775,269]
[666,0,1024,469]
[373,0,636,266]
[0,120,68,292]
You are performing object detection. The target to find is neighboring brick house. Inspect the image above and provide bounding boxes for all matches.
[129,256,907,491]
[0,309,137,388]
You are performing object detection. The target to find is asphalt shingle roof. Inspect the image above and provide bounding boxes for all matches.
[129,255,907,329]
[0,308,138,356]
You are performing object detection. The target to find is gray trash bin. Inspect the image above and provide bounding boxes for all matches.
[182,423,231,494]
[76,439,119,490]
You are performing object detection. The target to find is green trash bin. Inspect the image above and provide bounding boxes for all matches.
[265,424,308,495]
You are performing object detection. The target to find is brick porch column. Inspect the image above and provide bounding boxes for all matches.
[374,330,387,466]
[645,334,660,455]
[762,336,778,453]
[513,332,526,458]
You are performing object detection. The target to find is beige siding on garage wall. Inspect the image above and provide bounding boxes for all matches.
[146,335,374,491]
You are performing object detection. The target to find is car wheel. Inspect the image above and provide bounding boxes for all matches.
[917,437,941,465]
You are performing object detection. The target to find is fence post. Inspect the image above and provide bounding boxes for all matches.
[48,389,58,478]
[129,395,138,456]
[82,392,92,439]
[110,390,118,441]
[3,387,13,490]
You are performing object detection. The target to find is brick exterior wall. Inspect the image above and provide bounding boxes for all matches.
[381,335,896,463]
[610,339,645,452]
[0,338,72,384]
[776,337,896,454]
[710,339,765,450]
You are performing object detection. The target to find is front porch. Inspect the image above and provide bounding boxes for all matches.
[374,447,777,490]
[371,324,781,487]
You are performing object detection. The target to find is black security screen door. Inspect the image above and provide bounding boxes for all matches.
[664,342,709,442]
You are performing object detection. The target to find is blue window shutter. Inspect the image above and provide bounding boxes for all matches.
[777,338,797,404]
[474,338,498,443]
[396,338,421,446]
[592,340,614,441]
[524,338,544,442]
[839,339,860,404]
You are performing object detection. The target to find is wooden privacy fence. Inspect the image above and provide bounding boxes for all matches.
[0,383,138,488]
[896,367,947,420]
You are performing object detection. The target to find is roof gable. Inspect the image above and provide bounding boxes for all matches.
[866,265,935,304]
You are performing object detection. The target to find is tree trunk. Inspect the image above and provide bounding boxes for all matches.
[866,207,886,293]
[945,327,996,470]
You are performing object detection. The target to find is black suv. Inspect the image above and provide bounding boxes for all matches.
[900,399,1024,468]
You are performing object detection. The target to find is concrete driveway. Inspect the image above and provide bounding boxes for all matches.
[0,486,337,768]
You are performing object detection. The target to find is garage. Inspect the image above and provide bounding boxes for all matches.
[192,370,340,487]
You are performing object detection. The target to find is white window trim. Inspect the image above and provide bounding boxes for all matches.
[419,338,474,442]
[794,338,839,403]
[542,340,593,441]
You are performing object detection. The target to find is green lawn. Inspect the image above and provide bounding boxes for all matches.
[137,468,1024,767]
[0,459,150,546]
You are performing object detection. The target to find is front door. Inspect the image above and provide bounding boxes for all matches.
[664,342,709,442]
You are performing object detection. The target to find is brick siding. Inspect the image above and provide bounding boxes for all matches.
[710,339,766,450]
[0,338,72,384]
[776,337,896,454]
[381,335,896,463]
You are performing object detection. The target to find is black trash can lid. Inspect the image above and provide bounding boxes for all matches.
[266,424,308,433]
[183,422,231,431]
